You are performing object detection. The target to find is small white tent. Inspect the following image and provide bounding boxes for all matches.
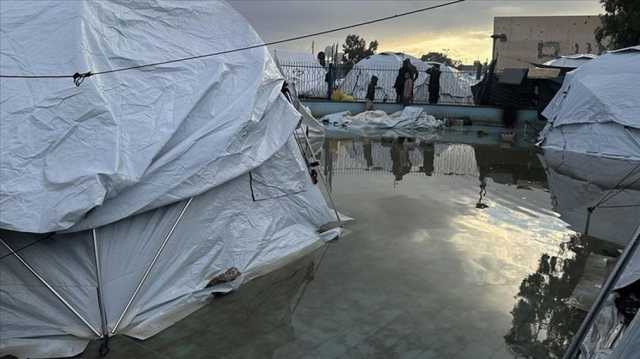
[273,49,328,98]
[0,1,338,358]
[339,52,429,103]
[543,53,598,69]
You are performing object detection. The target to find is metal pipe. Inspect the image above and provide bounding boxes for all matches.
[298,128,342,227]
[562,223,640,359]
[0,237,102,337]
[110,197,193,334]
[92,229,109,337]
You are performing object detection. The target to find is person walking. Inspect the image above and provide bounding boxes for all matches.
[426,64,441,104]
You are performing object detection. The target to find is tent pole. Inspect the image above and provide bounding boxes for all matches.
[92,229,110,342]
[297,127,342,227]
[110,197,193,335]
[0,237,102,337]
[562,223,640,359]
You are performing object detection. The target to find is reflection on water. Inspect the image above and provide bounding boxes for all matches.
[322,134,618,358]
[75,132,634,359]
[323,135,547,189]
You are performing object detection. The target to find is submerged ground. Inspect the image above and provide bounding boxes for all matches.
[79,127,617,359]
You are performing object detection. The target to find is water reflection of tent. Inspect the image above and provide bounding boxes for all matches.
[0,2,337,357]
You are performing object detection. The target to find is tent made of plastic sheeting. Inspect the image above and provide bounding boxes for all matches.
[339,52,430,102]
[0,1,340,358]
[273,49,328,98]
[540,46,640,162]
[543,53,598,69]
[424,62,476,104]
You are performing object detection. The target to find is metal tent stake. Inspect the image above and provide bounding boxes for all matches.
[0,237,102,338]
[111,197,193,335]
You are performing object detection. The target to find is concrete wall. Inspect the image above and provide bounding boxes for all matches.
[493,16,603,70]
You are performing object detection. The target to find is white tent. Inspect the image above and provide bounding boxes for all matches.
[538,46,640,359]
[424,61,475,104]
[0,1,339,358]
[540,46,640,162]
[272,49,328,98]
[338,52,474,104]
[339,52,429,102]
[543,53,598,68]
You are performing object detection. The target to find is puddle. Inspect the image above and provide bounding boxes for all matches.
[78,130,621,359]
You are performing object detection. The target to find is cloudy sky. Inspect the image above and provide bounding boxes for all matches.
[229,0,603,63]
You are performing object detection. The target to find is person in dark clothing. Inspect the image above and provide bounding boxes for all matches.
[394,59,418,104]
[365,75,378,110]
[426,64,441,104]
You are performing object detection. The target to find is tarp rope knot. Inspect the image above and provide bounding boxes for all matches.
[73,71,93,87]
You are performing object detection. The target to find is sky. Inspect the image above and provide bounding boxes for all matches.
[229,0,603,63]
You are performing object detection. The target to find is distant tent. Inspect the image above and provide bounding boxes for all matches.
[339,52,429,103]
[338,52,474,104]
[273,49,328,98]
[424,61,475,104]
[0,1,339,358]
[542,53,597,69]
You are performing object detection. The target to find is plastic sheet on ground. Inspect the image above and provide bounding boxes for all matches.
[320,107,443,132]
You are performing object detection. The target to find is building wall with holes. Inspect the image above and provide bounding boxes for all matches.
[493,16,603,70]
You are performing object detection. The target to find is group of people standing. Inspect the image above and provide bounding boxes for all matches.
[388,59,442,105]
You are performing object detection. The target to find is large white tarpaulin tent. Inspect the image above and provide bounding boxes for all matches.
[0,1,339,358]
[538,46,640,359]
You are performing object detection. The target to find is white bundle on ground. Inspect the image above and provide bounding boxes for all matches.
[321,107,442,130]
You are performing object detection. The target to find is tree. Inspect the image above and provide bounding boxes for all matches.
[420,52,461,67]
[595,0,640,50]
[342,34,378,64]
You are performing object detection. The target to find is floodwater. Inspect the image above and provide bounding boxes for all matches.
[80,128,621,359]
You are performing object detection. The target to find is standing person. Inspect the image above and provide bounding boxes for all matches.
[365,75,378,111]
[426,64,441,104]
[401,59,418,105]
[394,67,404,103]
